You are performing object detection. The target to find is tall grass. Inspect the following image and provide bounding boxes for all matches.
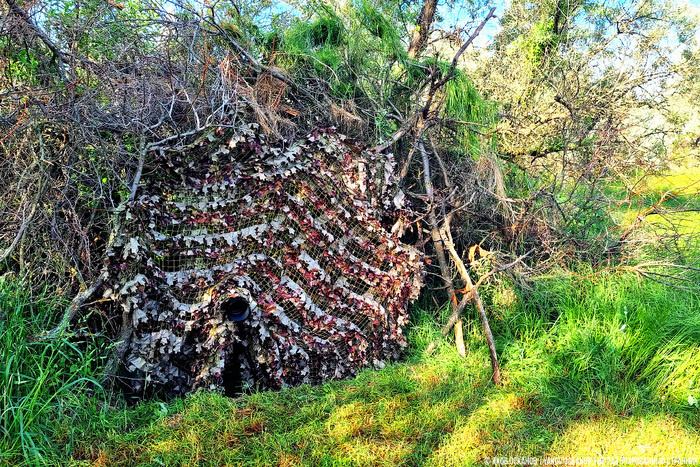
[494,267,700,415]
[0,277,108,465]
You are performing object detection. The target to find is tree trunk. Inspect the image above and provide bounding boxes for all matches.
[407,0,438,59]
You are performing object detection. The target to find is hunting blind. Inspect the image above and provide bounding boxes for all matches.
[97,124,422,397]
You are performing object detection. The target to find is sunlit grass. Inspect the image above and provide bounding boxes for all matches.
[645,166,700,196]
[53,269,700,467]
[607,164,700,261]
[548,415,700,458]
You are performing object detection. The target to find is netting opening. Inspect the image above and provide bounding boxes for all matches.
[222,342,247,397]
[222,297,250,322]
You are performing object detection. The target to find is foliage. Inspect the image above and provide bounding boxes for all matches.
[265,0,491,140]
[277,9,353,97]
[0,0,230,292]
[0,0,429,293]
[483,0,699,167]
[450,0,700,268]
[442,68,497,158]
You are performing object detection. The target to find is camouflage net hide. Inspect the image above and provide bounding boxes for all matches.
[101,125,422,396]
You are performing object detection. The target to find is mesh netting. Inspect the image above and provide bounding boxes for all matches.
[100,125,422,396]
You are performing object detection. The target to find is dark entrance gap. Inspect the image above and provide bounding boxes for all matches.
[221,297,251,397]
[222,343,246,397]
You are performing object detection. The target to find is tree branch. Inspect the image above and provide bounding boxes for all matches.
[371,8,496,155]
[441,248,535,335]
[4,0,68,82]
[432,8,496,91]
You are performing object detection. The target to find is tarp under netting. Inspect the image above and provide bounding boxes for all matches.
[100,125,422,397]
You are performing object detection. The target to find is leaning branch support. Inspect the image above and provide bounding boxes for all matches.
[419,140,466,358]
[441,215,502,385]
[441,248,535,335]
[40,139,148,340]
[418,141,501,384]
[40,272,107,340]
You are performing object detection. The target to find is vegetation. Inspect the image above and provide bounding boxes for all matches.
[1,0,700,464]
[2,260,700,465]
[0,279,108,463]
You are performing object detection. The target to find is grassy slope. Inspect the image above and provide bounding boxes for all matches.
[57,270,700,466]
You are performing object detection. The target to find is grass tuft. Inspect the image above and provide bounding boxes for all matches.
[0,278,107,465]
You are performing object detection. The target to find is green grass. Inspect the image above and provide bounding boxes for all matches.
[0,278,108,465]
[3,273,700,465]
[646,166,700,195]
[35,269,698,466]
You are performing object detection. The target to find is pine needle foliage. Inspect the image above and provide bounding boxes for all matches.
[442,67,498,158]
[269,0,414,136]
[356,0,407,64]
[277,9,353,98]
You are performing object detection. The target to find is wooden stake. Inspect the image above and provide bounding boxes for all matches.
[454,318,466,358]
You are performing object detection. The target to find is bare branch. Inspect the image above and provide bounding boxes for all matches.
[431,8,496,91]
[441,248,535,335]
[3,0,68,82]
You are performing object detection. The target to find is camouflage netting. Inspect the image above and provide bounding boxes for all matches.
[99,125,422,397]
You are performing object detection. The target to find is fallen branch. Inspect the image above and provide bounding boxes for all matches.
[417,136,504,381]
[102,306,134,386]
[371,8,497,156]
[128,138,147,202]
[0,198,39,264]
[431,7,496,91]
[39,271,108,340]
[441,247,535,334]
[203,10,325,110]
[626,261,700,273]
[619,261,700,291]
[0,144,49,265]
